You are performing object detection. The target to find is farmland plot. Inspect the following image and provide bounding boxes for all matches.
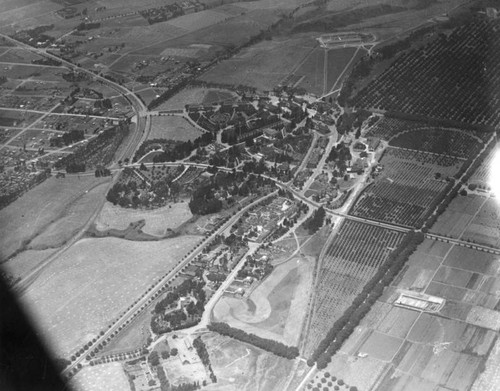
[199,35,316,91]
[352,20,500,128]
[461,198,500,248]
[318,235,499,391]
[351,148,462,227]
[21,235,200,357]
[304,220,404,356]
[366,116,490,146]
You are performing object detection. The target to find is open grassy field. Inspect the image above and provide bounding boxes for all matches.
[154,87,215,111]
[95,200,193,237]
[213,256,313,346]
[2,248,56,281]
[167,9,232,31]
[199,35,316,91]
[294,46,324,96]
[21,235,200,357]
[149,115,202,141]
[28,180,110,249]
[0,0,60,25]
[325,47,360,92]
[201,332,295,391]
[0,175,109,261]
[70,362,130,391]
[99,310,151,356]
[0,47,44,63]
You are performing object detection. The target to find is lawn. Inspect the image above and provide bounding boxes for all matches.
[20,235,201,357]
[148,115,202,141]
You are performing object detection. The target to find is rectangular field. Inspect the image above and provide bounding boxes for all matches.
[21,235,201,357]
[199,36,316,91]
[317,234,499,391]
[149,115,202,141]
[304,220,405,356]
[351,147,463,227]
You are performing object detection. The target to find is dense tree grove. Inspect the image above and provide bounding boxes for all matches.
[151,278,205,335]
[156,366,170,391]
[55,123,129,173]
[208,322,299,359]
[49,129,84,147]
[310,231,425,368]
[302,206,326,234]
[134,132,214,163]
[189,183,223,215]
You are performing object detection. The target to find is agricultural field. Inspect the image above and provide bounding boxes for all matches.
[154,87,222,111]
[148,115,202,141]
[365,117,489,151]
[132,9,282,59]
[0,175,108,261]
[70,362,130,391]
[28,179,111,249]
[352,20,500,128]
[350,147,463,227]
[21,235,201,357]
[303,221,405,357]
[295,46,363,96]
[199,35,317,91]
[202,332,296,391]
[0,47,44,63]
[212,256,313,346]
[325,47,363,93]
[468,141,500,190]
[314,237,500,391]
[95,200,193,237]
[2,248,56,282]
[430,193,485,236]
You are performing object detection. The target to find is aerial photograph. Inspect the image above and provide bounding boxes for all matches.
[1,0,500,390]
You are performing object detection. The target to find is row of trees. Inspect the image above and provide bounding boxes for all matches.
[208,322,299,359]
[193,337,217,383]
[310,231,425,368]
